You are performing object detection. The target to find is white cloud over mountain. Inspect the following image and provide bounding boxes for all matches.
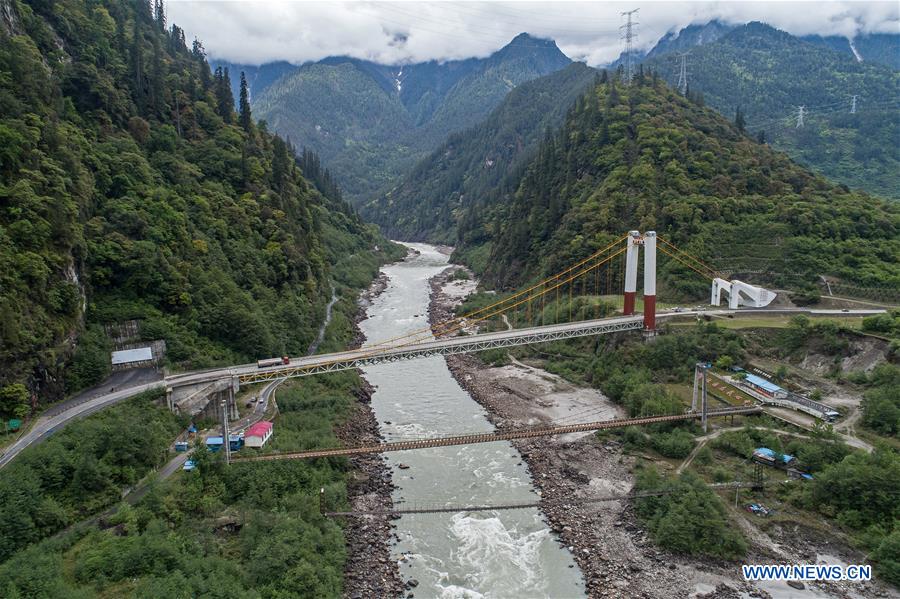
[167,0,900,66]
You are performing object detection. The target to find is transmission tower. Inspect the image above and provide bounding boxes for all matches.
[675,51,690,95]
[850,95,858,114]
[795,105,805,128]
[620,8,639,83]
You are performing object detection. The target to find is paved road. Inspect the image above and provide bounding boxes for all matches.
[0,381,166,469]
[231,377,283,434]
[0,307,884,470]
[42,368,163,418]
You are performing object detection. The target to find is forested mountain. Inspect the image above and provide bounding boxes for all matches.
[251,33,572,202]
[641,22,900,199]
[362,63,598,243]
[612,20,899,71]
[451,72,899,297]
[801,32,900,70]
[0,0,397,406]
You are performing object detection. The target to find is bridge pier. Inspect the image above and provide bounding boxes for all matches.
[642,231,657,332]
[622,230,657,333]
[624,230,641,315]
[167,377,238,422]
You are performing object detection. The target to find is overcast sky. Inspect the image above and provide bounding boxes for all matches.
[166,1,900,66]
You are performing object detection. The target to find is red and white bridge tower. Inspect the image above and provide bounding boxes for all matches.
[622,230,657,332]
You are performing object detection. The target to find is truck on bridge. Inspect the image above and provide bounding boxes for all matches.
[257,356,290,368]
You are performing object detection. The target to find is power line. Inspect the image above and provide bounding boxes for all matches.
[747,98,899,133]
[620,8,639,83]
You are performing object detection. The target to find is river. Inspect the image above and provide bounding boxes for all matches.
[358,243,585,598]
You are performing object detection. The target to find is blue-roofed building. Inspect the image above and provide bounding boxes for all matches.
[206,436,224,451]
[753,447,795,465]
[228,434,243,451]
[744,374,788,399]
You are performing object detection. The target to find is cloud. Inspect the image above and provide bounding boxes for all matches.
[166,1,899,67]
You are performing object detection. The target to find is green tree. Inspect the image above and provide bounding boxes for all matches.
[635,469,747,559]
[734,105,745,133]
[0,384,29,420]
[239,71,252,132]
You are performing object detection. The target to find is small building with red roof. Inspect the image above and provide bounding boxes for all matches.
[245,421,273,448]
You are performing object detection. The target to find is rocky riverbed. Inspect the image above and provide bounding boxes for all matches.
[336,265,405,599]
[426,266,894,599]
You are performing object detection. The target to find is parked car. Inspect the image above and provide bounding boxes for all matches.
[182,459,197,471]
[745,503,772,516]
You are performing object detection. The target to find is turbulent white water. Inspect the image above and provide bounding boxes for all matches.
[359,243,585,598]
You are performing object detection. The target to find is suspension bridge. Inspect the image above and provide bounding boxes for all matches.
[167,230,775,394]
[1,230,884,469]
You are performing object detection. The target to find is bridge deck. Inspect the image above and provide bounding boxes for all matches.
[232,406,761,462]
[165,308,881,390]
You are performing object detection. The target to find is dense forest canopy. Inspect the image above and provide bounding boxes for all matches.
[452,71,899,297]
[0,0,396,405]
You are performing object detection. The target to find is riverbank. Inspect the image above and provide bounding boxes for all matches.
[427,266,755,598]
[428,266,893,599]
[338,264,405,599]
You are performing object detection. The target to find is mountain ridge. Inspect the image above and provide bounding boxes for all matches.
[640,21,900,199]
[362,62,599,243]
[609,19,899,71]
[219,33,572,203]
[449,74,898,294]
[0,0,398,402]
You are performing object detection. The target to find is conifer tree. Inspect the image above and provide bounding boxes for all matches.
[734,105,746,133]
[154,0,165,31]
[130,17,145,111]
[214,67,234,123]
[239,71,252,132]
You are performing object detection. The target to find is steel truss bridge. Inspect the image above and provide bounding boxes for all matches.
[166,308,878,391]
[231,405,761,462]
[236,314,646,385]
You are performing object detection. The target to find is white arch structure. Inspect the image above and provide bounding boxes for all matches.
[711,278,777,309]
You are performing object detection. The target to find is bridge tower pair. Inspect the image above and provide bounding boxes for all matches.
[623,230,657,331]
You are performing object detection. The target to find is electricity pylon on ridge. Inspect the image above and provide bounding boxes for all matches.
[620,8,639,83]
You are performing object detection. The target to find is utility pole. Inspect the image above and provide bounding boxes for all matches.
[795,105,805,128]
[850,95,857,114]
[620,8,639,84]
[676,51,689,95]
[701,365,708,433]
[691,363,701,412]
[220,398,231,465]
